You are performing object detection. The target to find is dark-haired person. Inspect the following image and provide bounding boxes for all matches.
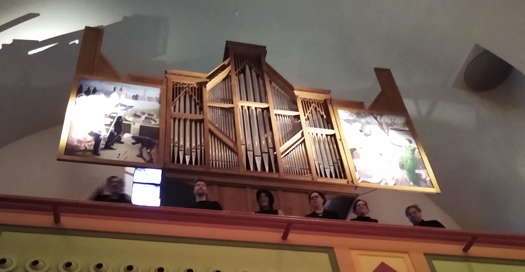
[405,204,445,228]
[255,189,283,215]
[189,180,223,210]
[350,199,378,223]
[103,116,125,150]
[131,135,157,163]
[305,191,340,219]
[90,176,131,203]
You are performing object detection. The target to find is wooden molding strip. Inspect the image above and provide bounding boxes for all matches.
[306,127,336,135]
[263,62,295,98]
[166,69,207,79]
[127,73,163,85]
[274,109,300,116]
[208,102,235,108]
[279,131,303,155]
[163,166,356,194]
[331,99,366,110]
[2,194,525,249]
[209,122,237,151]
[171,113,204,120]
[238,101,269,108]
[207,57,231,78]
[206,66,231,91]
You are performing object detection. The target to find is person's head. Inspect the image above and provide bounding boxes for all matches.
[256,189,275,210]
[352,199,370,217]
[308,191,326,211]
[405,204,423,224]
[193,179,208,200]
[106,176,125,194]
[116,116,123,124]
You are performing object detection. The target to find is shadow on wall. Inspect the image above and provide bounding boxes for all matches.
[102,14,225,80]
[0,125,126,200]
[102,15,169,76]
[0,28,81,149]
[0,13,40,32]
[0,14,170,149]
[400,68,525,234]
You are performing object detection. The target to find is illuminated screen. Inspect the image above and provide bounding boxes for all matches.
[131,183,160,207]
[338,110,433,188]
[63,78,160,165]
[133,168,162,184]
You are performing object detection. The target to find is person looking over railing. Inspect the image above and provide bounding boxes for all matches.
[90,176,131,203]
[350,199,379,223]
[405,204,445,228]
[255,189,283,215]
[305,191,340,219]
[189,180,223,210]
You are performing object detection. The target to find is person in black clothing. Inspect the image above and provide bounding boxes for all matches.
[90,176,131,203]
[405,204,445,228]
[305,191,340,219]
[89,131,102,156]
[103,116,125,150]
[255,189,283,215]
[131,136,157,163]
[350,199,378,223]
[189,180,223,210]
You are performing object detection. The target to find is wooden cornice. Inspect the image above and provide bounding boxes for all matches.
[224,40,267,60]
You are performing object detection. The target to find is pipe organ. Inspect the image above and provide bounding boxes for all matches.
[233,54,277,173]
[168,82,205,166]
[58,27,440,193]
[298,97,346,180]
[164,41,351,188]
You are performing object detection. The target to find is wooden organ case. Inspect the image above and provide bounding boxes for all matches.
[164,42,354,194]
[58,27,440,199]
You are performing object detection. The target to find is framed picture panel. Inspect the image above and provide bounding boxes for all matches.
[334,104,440,193]
[58,75,165,168]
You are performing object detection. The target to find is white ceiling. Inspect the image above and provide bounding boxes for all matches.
[1,0,525,234]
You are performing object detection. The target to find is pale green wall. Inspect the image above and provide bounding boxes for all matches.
[0,226,336,272]
[428,255,525,272]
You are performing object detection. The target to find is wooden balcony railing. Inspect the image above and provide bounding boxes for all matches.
[1,194,525,252]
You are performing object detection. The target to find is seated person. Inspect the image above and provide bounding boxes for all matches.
[305,191,340,219]
[405,204,445,228]
[350,199,378,223]
[90,176,131,203]
[255,189,283,215]
[189,180,223,210]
